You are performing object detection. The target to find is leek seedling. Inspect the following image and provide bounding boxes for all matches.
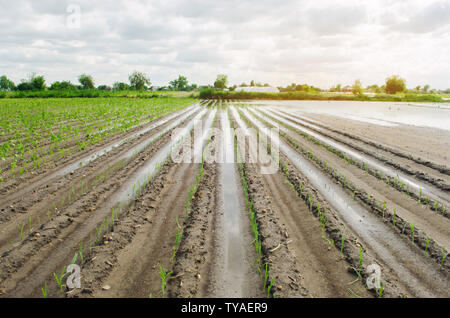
[17,222,25,240]
[418,188,422,204]
[70,252,78,265]
[433,201,439,212]
[442,247,447,267]
[358,246,363,277]
[264,263,270,289]
[79,242,84,263]
[392,208,396,226]
[267,278,274,297]
[340,234,346,258]
[424,237,432,256]
[410,223,415,242]
[377,282,384,298]
[382,202,386,219]
[42,282,47,298]
[53,266,67,291]
[159,266,172,298]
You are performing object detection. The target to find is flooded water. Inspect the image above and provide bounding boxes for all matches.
[113,108,215,204]
[241,100,450,131]
[240,107,450,298]
[211,110,251,297]
[254,108,450,208]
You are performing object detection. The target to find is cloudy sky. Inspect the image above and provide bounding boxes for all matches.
[1,0,450,89]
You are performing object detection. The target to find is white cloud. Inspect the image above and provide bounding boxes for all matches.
[0,0,449,89]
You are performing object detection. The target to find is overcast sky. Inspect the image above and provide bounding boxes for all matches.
[1,0,449,89]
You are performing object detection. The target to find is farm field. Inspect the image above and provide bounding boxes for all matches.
[0,99,449,298]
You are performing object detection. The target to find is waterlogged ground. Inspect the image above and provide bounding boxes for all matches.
[0,99,448,298]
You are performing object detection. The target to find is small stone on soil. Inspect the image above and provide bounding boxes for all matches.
[102,285,111,290]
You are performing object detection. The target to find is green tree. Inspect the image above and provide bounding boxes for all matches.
[213,74,228,90]
[250,80,255,86]
[0,75,15,91]
[129,71,151,90]
[423,84,430,93]
[352,79,363,96]
[29,73,46,90]
[415,85,421,92]
[367,84,381,93]
[16,82,33,91]
[169,75,188,91]
[50,81,77,90]
[385,75,406,94]
[78,74,95,90]
[113,82,130,91]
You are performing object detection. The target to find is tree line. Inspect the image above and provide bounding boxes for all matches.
[0,72,198,92]
[209,74,448,95]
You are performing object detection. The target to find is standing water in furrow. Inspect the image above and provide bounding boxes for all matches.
[260,107,450,208]
[241,107,450,298]
[208,109,261,297]
[114,107,213,204]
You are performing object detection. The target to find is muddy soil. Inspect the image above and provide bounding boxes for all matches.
[253,109,450,252]
[229,108,373,298]
[0,108,201,257]
[271,108,450,191]
[299,112,450,170]
[169,110,263,298]
[239,106,450,297]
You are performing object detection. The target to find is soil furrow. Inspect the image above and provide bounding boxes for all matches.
[0,108,210,297]
[277,109,450,177]
[258,108,450,211]
[270,107,450,191]
[240,106,450,298]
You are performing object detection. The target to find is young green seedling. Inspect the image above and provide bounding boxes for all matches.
[377,282,384,298]
[442,247,447,267]
[17,222,25,240]
[41,281,47,298]
[53,266,67,291]
[159,266,172,298]
[340,234,346,258]
[267,278,274,297]
[424,237,432,256]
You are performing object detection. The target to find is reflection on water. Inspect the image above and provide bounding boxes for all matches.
[239,100,450,131]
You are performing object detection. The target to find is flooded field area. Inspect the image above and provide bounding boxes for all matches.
[0,99,448,298]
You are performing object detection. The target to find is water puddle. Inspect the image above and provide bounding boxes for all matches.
[212,109,251,297]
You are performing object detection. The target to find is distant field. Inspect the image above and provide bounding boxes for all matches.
[0,90,198,99]
[199,89,445,102]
